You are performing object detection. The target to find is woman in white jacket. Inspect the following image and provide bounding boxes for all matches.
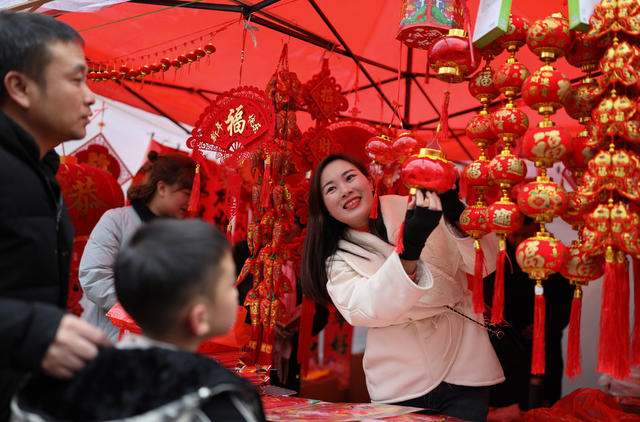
[300,154,503,422]
[79,153,196,342]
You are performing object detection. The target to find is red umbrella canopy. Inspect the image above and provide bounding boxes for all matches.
[56,0,584,162]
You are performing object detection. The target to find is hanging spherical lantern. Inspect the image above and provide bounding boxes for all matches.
[516,232,569,280]
[463,159,491,190]
[563,79,601,123]
[487,198,525,235]
[526,13,571,63]
[494,61,530,98]
[566,31,607,73]
[491,104,530,145]
[561,241,605,282]
[466,113,497,150]
[522,65,571,115]
[561,191,595,230]
[497,14,530,53]
[562,131,597,176]
[516,177,568,223]
[392,132,420,162]
[521,125,572,168]
[488,151,527,187]
[365,134,395,165]
[469,67,499,105]
[401,148,458,194]
[427,29,480,84]
[460,204,490,237]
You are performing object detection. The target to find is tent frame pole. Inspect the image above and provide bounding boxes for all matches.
[121,83,191,135]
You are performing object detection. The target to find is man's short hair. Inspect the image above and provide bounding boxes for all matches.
[0,11,83,102]
[115,219,230,336]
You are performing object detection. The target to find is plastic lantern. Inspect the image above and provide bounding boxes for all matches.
[522,66,571,116]
[526,13,571,63]
[488,151,527,188]
[428,29,480,83]
[521,125,572,168]
[516,178,568,223]
[463,159,491,192]
[401,148,458,194]
[392,132,420,161]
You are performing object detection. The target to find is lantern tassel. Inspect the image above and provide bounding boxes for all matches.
[565,284,583,379]
[297,295,316,378]
[531,280,546,375]
[490,238,507,324]
[369,176,380,220]
[633,258,640,365]
[187,163,201,213]
[597,250,631,380]
[472,240,485,314]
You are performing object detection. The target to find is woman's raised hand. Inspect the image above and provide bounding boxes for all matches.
[400,190,443,261]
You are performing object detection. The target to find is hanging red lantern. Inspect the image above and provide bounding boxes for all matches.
[516,232,568,280]
[463,159,491,191]
[566,31,607,74]
[488,150,527,187]
[466,113,497,150]
[561,191,595,230]
[491,104,530,145]
[522,66,571,115]
[365,134,395,165]
[204,43,216,55]
[460,204,489,237]
[494,61,530,98]
[521,125,572,168]
[487,199,524,235]
[526,13,571,63]
[562,241,605,283]
[392,132,420,161]
[563,79,601,123]
[497,15,530,53]
[427,29,480,83]
[468,67,498,105]
[562,131,597,176]
[401,148,458,194]
[516,178,568,223]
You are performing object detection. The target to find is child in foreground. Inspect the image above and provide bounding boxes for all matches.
[12,219,267,422]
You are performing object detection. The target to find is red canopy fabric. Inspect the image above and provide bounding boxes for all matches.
[55,0,585,162]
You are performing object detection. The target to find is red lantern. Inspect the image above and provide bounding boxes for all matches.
[522,65,571,115]
[160,58,171,71]
[562,131,597,176]
[487,199,524,235]
[392,132,420,161]
[466,113,497,149]
[497,15,530,53]
[365,134,395,165]
[563,79,601,123]
[427,29,480,83]
[204,43,216,54]
[516,233,568,280]
[521,125,572,168]
[401,148,458,193]
[460,204,489,237]
[526,13,571,63]
[488,150,527,187]
[516,178,568,223]
[561,242,605,282]
[494,61,530,98]
[561,190,595,230]
[74,144,123,181]
[463,159,491,190]
[491,104,529,145]
[469,67,498,105]
[566,31,607,73]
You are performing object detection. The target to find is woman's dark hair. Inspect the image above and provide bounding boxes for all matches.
[300,154,386,305]
[115,219,229,336]
[127,153,196,203]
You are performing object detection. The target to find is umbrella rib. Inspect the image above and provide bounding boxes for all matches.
[306,0,405,127]
[404,47,413,125]
[120,83,191,135]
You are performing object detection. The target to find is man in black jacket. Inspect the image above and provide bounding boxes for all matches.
[0,11,110,420]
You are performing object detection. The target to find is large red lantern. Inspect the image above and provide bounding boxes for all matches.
[516,178,568,223]
[491,104,529,145]
[401,148,458,194]
[497,15,530,53]
[526,13,571,63]
[468,67,498,105]
[521,125,572,168]
[516,232,568,280]
[466,112,497,150]
[522,66,571,116]
[493,61,530,99]
[460,204,489,238]
[427,29,480,83]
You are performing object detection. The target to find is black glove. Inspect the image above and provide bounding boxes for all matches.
[399,205,442,261]
[438,186,466,224]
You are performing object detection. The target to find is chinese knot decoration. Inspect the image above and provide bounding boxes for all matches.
[187,86,275,159]
[302,59,349,123]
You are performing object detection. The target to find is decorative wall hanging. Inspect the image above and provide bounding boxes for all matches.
[302,59,349,123]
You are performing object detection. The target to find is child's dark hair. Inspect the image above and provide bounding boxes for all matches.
[115,219,229,336]
[127,153,196,203]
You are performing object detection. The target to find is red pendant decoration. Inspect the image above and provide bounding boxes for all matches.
[521,125,572,169]
[516,177,568,223]
[302,59,349,123]
[526,13,571,63]
[265,44,304,111]
[427,29,480,83]
[401,148,458,194]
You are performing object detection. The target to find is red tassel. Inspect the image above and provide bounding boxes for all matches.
[565,284,583,379]
[633,258,640,365]
[187,163,200,213]
[490,238,507,324]
[369,178,380,220]
[260,156,272,209]
[531,280,546,375]
[472,241,485,314]
[597,249,631,380]
[297,296,316,378]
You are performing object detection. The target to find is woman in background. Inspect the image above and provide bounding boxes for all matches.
[79,152,196,342]
[300,154,503,421]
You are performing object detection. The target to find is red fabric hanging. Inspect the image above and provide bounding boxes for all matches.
[633,258,640,365]
[297,295,317,378]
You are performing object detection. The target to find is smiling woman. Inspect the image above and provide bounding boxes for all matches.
[79,152,197,342]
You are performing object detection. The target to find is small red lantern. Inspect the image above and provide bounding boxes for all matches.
[491,104,529,145]
[487,199,524,235]
[561,242,605,282]
[160,58,171,71]
[494,61,530,98]
[194,48,206,60]
[526,13,571,63]
[177,54,189,65]
[401,148,458,194]
[468,67,498,105]
[562,131,597,176]
[365,134,395,165]
[392,132,420,161]
[488,150,527,187]
[185,51,197,63]
[521,125,572,168]
[515,233,568,280]
[427,29,480,83]
[516,178,568,223]
[522,65,571,115]
[118,65,129,78]
[460,204,489,237]
[463,159,491,190]
[497,15,530,53]
[566,31,607,74]
[563,79,601,123]
[466,113,497,149]
[204,43,216,54]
